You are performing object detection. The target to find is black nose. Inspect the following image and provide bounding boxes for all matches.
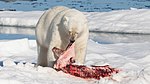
[70,40,75,43]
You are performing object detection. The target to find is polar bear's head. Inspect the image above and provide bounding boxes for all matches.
[62,14,86,43]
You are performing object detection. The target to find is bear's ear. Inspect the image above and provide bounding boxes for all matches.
[63,16,69,22]
[63,16,69,26]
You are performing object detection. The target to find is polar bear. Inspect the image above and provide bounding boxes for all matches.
[35,6,89,67]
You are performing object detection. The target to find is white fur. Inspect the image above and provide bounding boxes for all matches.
[35,6,89,67]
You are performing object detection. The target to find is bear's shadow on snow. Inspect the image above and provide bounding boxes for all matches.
[0,61,37,67]
[0,61,20,67]
[53,23,70,59]
[0,61,3,67]
[58,23,68,46]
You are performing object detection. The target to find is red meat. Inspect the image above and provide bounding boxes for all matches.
[53,42,75,69]
[52,42,120,80]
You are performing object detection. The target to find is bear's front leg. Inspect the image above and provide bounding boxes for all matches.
[47,46,56,67]
[37,46,48,67]
[74,40,87,64]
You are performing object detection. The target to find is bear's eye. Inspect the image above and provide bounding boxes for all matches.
[69,31,78,36]
[75,32,78,34]
[69,31,71,35]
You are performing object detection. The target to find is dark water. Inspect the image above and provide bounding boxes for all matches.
[0,0,150,12]
[0,26,150,44]
[90,32,150,44]
[0,34,35,40]
[0,26,35,40]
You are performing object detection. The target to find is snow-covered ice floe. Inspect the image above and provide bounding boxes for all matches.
[0,11,43,27]
[0,39,150,84]
[1,9,150,34]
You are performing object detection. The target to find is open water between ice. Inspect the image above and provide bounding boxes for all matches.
[0,26,150,44]
[0,0,150,12]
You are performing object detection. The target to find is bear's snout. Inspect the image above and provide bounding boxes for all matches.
[69,31,78,43]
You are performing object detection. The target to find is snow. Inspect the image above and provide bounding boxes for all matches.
[0,38,150,84]
[87,9,150,34]
[1,9,150,34]
[0,9,150,84]
[0,11,43,27]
